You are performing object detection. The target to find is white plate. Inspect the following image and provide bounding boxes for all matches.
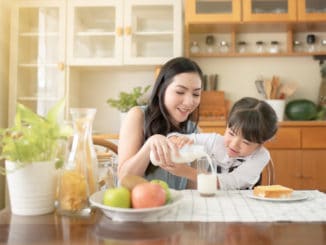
[247,191,309,202]
[90,189,183,221]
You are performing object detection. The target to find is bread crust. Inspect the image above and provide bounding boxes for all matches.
[253,185,293,198]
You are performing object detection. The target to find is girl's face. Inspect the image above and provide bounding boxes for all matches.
[164,72,202,125]
[224,127,261,158]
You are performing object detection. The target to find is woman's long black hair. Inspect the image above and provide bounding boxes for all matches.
[144,57,204,140]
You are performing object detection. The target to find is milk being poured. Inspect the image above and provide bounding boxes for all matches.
[150,144,216,196]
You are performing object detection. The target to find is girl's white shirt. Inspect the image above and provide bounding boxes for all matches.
[170,133,270,190]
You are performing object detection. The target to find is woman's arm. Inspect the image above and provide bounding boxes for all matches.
[118,107,151,179]
[117,106,178,180]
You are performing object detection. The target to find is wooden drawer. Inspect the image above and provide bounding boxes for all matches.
[301,127,326,149]
[265,128,301,149]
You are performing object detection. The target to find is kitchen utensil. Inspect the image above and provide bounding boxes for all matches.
[270,76,280,99]
[264,80,272,99]
[255,79,267,98]
[278,82,298,99]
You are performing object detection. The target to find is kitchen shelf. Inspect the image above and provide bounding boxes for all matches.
[185,0,326,58]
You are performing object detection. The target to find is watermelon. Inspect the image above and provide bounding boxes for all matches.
[285,99,317,121]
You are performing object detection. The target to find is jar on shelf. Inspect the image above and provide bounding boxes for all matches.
[205,35,215,53]
[269,41,280,53]
[321,39,326,51]
[237,41,247,53]
[219,41,229,53]
[306,34,316,52]
[57,108,98,217]
[190,41,200,54]
[255,41,265,53]
[293,40,303,52]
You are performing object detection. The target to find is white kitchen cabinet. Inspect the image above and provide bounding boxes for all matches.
[67,0,182,66]
[9,0,66,124]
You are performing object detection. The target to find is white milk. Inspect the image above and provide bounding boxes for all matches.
[150,144,213,167]
[197,173,217,197]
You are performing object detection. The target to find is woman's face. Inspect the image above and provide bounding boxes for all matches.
[224,127,261,158]
[164,72,202,125]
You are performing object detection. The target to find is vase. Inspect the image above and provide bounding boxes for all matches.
[5,160,58,216]
[56,108,98,216]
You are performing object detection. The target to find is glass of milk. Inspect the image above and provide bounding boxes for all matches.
[197,157,217,197]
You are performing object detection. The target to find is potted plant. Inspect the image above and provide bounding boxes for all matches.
[0,99,71,215]
[107,85,151,113]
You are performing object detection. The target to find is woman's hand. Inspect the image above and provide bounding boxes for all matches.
[146,134,178,167]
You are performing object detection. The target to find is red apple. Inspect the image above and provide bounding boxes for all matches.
[131,182,166,208]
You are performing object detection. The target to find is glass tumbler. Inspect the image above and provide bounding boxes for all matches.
[197,157,217,197]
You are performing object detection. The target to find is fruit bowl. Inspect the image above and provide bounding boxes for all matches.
[90,189,183,221]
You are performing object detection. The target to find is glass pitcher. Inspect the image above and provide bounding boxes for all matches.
[57,108,98,216]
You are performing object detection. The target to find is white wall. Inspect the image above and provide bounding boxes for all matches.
[76,66,155,134]
[195,56,321,103]
[0,0,10,209]
[77,56,322,134]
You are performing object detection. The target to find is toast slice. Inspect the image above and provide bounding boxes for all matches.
[253,185,293,198]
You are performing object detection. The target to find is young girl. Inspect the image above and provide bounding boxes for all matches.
[169,97,278,190]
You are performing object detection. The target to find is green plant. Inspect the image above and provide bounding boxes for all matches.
[0,99,72,174]
[107,85,151,112]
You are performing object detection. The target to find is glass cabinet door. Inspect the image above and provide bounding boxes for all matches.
[9,1,66,124]
[123,0,182,65]
[185,0,241,23]
[297,0,326,21]
[242,0,296,22]
[67,0,123,65]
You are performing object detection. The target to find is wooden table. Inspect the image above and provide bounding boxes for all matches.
[0,208,325,245]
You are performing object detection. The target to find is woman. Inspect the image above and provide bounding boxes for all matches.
[118,57,204,189]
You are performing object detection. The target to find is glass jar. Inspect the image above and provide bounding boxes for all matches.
[237,41,247,53]
[321,39,326,51]
[269,41,280,53]
[293,40,303,52]
[219,41,229,53]
[255,41,265,53]
[190,41,200,54]
[205,35,215,53]
[306,34,316,52]
[57,108,98,217]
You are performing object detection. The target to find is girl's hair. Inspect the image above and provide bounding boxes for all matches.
[144,57,203,140]
[227,97,278,144]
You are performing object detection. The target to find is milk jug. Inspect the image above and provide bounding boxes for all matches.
[150,144,207,165]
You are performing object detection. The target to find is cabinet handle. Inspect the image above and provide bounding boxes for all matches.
[125,26,132,36]
[116,27,123,36]
[57,62,64,71]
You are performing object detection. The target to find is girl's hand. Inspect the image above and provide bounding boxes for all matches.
[160,163,197,181]
[168,135,194,149]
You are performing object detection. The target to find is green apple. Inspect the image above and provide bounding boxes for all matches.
[150,179,171,203]
[103,187,131,208]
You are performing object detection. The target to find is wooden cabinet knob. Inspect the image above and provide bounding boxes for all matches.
[57,62,64,71]
[116,27,123,36]
[125,26,132,36]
